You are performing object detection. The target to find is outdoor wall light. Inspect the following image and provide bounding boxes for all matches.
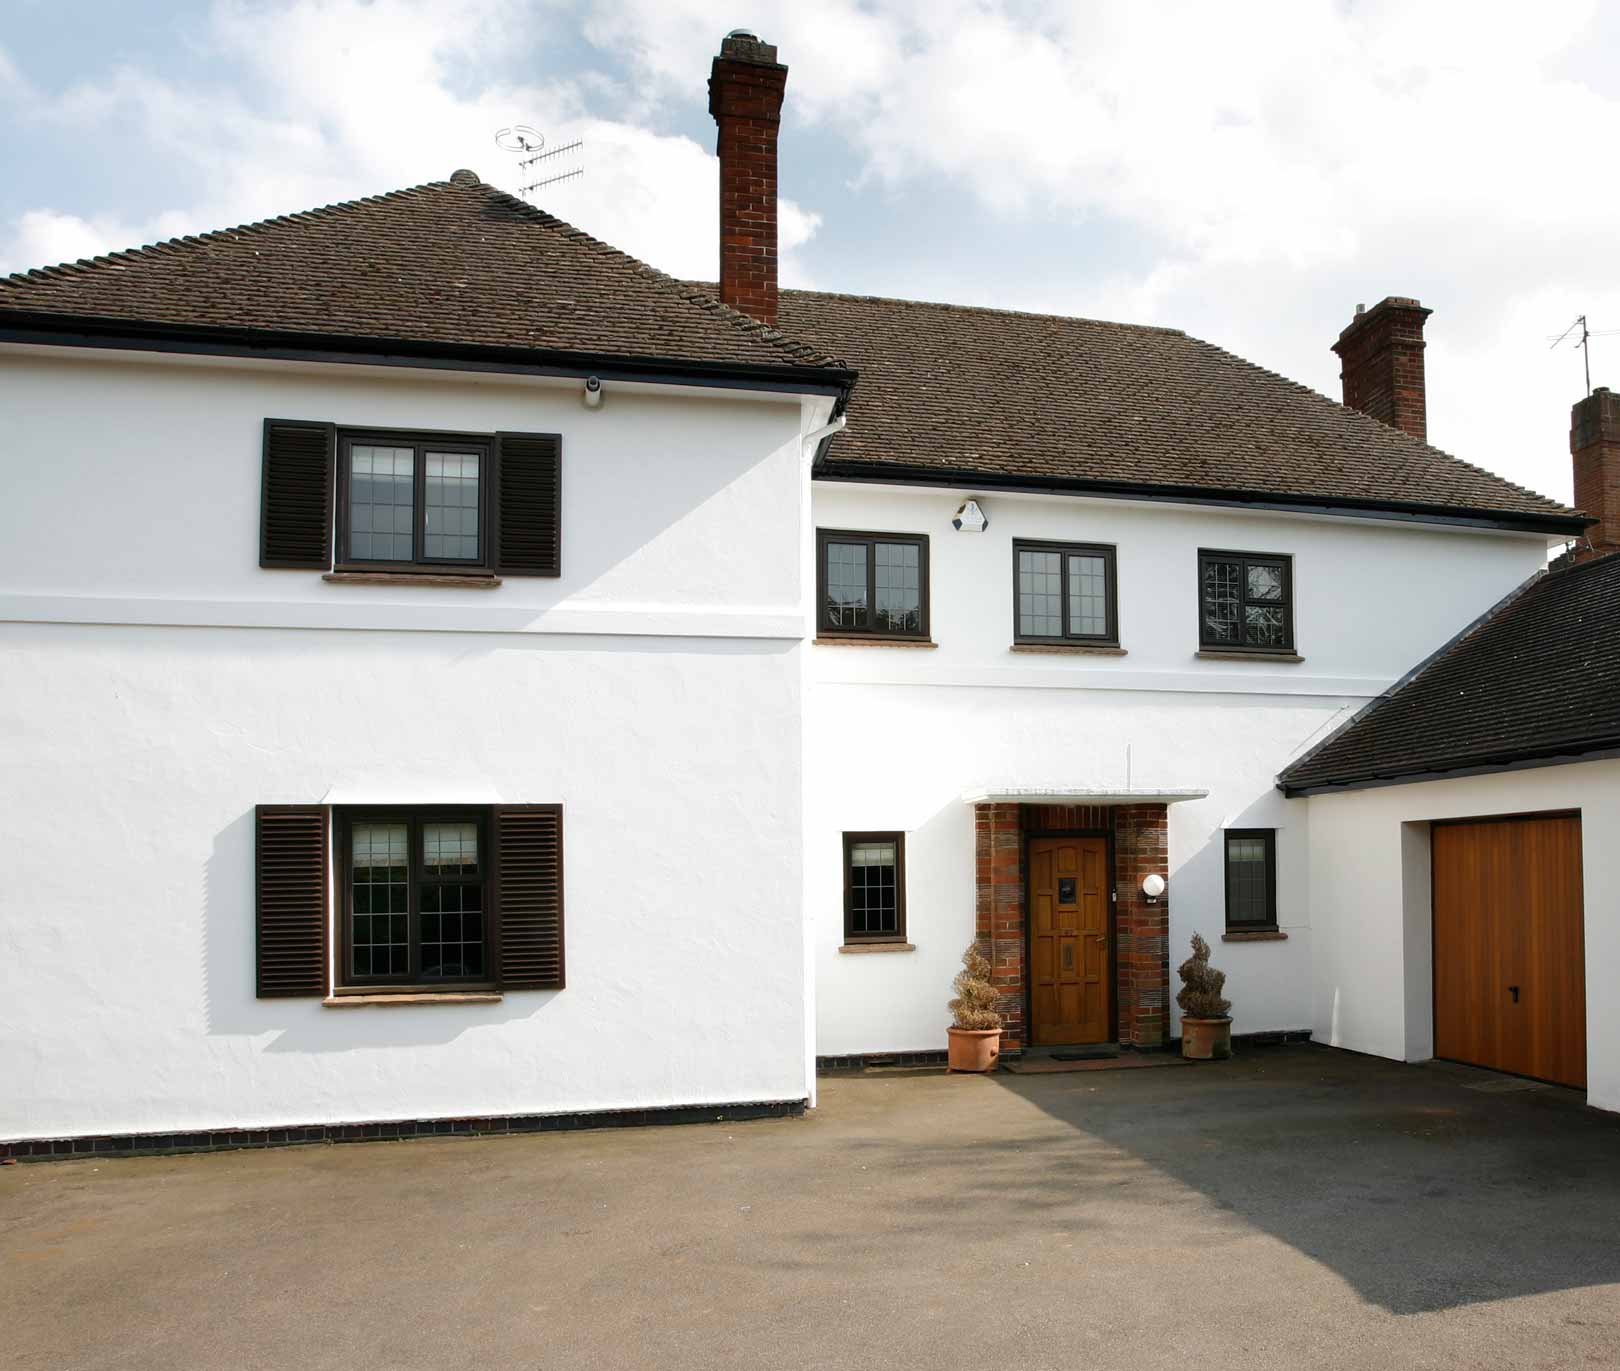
[1141,873,1167,904]
[952,499,987,533]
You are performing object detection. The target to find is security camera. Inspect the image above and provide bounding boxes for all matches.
[582,375,603,409]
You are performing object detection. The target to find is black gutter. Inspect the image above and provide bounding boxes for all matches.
[0,309,858,398]
[1279,736,1620,798]
[814,459,1591,538]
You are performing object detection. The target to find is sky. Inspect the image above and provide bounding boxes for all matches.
[4,0,1620,505]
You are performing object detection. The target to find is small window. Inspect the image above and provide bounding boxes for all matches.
[817,530,929,639]
[340,808,490,987]
[843,832,906,943]
[1224,829,1277,930]
[1013,540,1118,644]
[1199,550,1293,652]
[339,431,491,572]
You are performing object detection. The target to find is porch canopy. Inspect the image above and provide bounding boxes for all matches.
[961,787,1208,806]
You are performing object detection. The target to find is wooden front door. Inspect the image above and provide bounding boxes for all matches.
[1433,814,1586,1089]
[1029,836,1110,1045]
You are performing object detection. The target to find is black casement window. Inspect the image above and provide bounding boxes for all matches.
[254,803,565,997]
[1013,539,1119,645]
[1224,829,1277,930]
[260,421,561,577]
[1199,550,1294,652]
[843,832,907,944]
[817,530,929,639]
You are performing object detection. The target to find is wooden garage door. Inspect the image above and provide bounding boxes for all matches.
[1433,814,1585,1088]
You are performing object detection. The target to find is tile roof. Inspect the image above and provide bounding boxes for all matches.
[0,173,843,376]
[1278,552,1620,794]
[775,289,1581,527]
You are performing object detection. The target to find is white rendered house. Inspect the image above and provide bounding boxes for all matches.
[1,31,1610,1157]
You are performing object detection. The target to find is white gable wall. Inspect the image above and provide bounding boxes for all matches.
[808,482,1551,1057]
[1304,759,1620,1114]
[0,346,827,1141]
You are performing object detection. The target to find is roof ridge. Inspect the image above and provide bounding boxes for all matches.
[778,285,1187,337]
[456,180,843,370]
[0,181,448,290]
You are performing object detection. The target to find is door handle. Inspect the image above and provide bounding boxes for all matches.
[1508,985,1520,1004]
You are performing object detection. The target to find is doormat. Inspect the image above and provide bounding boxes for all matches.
[1462,1077,1552,1093]
[1002,1052,1196,1075]
[1052,1046,1120,1061]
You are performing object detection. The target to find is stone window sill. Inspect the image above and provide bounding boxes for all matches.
[323,572,502,589]
[1222,929,1288,942]
[1197,650,1304,664]
[1010,643,1127,656]
[323,992,504,1007]
[838,942,917,954]
[814,637,937,649]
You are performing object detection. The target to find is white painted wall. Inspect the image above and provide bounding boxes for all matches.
[0,346,828,1140]
[1306,759,1620,1114]
[807,483,1551,1057]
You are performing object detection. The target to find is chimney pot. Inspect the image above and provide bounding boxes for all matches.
[1332,295,1433,443]
[709,31,787,325]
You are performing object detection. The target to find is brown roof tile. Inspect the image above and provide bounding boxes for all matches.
[0,174,843,375]
[1278,552,1620,793]
[776,289,1579,526]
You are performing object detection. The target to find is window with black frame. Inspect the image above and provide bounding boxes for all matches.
[341,808,490,987]
[1199,550,1293,652]
[1224,829,1277,930]
[817,530,929,639]
[339,432,490,572]
[843,832,906,943]
[1013,539,1118,645]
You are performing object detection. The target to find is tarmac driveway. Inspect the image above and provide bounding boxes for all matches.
[4,1044,1620,1370]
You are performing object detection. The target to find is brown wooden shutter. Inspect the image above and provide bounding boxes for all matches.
[255,805,329,997]
[260,419,335,568]
[494,432,561,576]
[494,805,565,989]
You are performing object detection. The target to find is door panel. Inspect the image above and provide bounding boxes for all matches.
[1029,836,1110,1045]
[1433,815,1585,1089]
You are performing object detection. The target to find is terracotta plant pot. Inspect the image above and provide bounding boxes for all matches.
[947,1026,1002,1073]
[1181,1016,1233,1061]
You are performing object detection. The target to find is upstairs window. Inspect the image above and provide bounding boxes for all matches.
[1013,540,1119,645]
[1199,550,1294,652]
[341,434,489,571]
[1224,829,1277,930]
[817,530,930,640]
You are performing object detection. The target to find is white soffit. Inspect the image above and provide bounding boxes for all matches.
[961,787,1210,806]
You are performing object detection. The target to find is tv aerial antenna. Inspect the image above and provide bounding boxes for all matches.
[494,125,585,202]
[1549,314,1593,397]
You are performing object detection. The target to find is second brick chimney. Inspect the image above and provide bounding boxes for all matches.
[1572,386,1620,561]
[709,30,787,327]
[1332,296,1433,443]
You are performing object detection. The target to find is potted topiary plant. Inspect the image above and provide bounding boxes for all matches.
[947,942,1004,1072]
[1176,933,1233,1060]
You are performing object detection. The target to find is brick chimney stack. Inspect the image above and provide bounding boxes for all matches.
[1572,387,1620,561]
[709,30,786,327]
[1332,296,1433,443]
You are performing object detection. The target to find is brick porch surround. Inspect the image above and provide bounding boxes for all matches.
[973,802,1170,1052]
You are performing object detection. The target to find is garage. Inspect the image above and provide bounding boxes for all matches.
[1432,813,1586,1088]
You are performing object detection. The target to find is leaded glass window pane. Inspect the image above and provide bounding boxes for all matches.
[874,541,921,633]
[1018,549,1063,637]
[1226,833,1273,926]
[350,446,415,561]
[1068,553,1108,637]
[1245,604,1286,647]
[1201,558,1242,645]
[423,822,478,875]
[351,823,409,977]
[848,841,898,937]
[420,881,485,979]
[826,542,868,630]
[1247,562,1284,603]
[424,452,480,561]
